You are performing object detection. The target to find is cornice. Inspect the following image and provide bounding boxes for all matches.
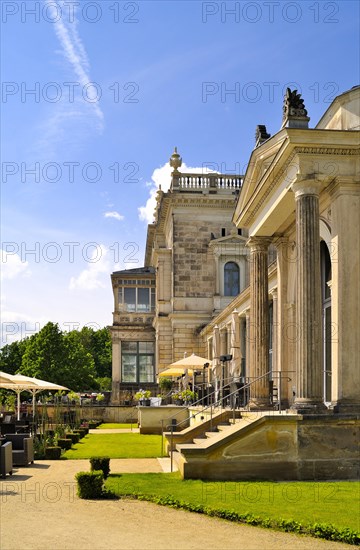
[239,143,359,227]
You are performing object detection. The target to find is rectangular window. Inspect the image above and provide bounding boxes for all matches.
[118,282,155,313]
[121,341,155,383]
[124,287,136,312]
[137,287,150,312]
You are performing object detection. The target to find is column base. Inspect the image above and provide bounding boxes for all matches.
[331,402,360,415]
[291,400,328,414]
[249,397,271,410]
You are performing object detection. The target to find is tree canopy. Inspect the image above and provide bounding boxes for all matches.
[0,322,112,392]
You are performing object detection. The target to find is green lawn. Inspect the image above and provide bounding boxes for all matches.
[106,473,360,534]
[97,423,138,429]
[63,433,162,459]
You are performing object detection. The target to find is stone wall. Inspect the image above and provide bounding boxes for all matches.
[177,414,360,480]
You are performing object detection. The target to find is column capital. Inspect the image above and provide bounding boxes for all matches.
[246,236,272,252]
[291,177,322,199]
[327,177,360,199]
[269,288,278,300]
[272,235,289,249]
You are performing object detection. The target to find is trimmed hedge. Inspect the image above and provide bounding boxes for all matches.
[90,457,110,479]
[57,438,72,450]
[76,471,104,499]
[66,433,80,444]
[45,446,62,460]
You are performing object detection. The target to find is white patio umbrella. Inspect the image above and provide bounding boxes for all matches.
[0,372,69,420]
[230,311,241,378]
[212,326,221,398]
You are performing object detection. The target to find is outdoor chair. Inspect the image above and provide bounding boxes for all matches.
[5,434,34,466]
[0,419,16,435]
[0,441,13,478]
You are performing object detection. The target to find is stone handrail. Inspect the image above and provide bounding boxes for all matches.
[172,173,243,192]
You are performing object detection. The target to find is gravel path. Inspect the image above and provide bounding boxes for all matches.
[0,461,350,550]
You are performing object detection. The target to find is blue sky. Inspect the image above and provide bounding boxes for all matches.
[1,0,359,345]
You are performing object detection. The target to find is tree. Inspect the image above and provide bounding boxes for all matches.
[20,322,98,391]
[0,339,28,375]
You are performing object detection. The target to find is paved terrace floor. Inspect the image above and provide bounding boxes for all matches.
[0,459,350,550]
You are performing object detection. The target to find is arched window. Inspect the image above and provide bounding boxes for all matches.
[224,262,240,296]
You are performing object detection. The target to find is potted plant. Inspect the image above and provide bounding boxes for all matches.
[134,389,151,406]
[180,389,198,404]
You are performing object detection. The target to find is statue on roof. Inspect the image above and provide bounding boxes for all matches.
[282,88,310,129]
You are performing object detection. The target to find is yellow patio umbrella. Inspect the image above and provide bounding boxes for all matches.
[158,367,194,378]
[168,353,210,370]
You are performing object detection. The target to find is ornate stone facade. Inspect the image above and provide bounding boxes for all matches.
[110,86,360,415]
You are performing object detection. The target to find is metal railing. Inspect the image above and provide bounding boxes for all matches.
[162,370,294,471]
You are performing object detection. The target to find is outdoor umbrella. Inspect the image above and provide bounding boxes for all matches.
[212,326,221,398]
[168,353,210,369]
[0,372,69,419]
[230,311,241,378]
[158,367,194,378]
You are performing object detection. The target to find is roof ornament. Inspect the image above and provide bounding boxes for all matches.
[255,124,271,147]
[281,88,310,129]
[169,146,182,173]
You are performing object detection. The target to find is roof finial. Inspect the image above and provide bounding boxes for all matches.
[169,146,182,173]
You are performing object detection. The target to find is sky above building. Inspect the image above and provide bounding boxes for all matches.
[1,0,359,345]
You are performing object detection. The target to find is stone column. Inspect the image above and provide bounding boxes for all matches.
[270,289,278,374]
[291,180,324,411]
[111,335,121,404]
[245,309,250,380]
[247,236,272,408]
[329,179,360,412]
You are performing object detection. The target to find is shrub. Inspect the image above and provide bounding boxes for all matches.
[66,433,80,444]
[77,428,87,438]
[57,438,72,450]
[76,471,104,499]
[88,421,98,429]
[90,457,110,479]
[45,446,62,460]
[73,430,83,439]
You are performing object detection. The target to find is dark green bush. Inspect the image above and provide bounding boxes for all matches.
[75,471,104,499]
[88,421,98,429]
[73,430,83,439]
[77,428,87,438]
[90,457,111,479]
[45,446,62,460]
[57,438,72,450]
[66,433,80,444]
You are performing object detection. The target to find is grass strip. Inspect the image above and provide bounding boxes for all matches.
[105,473,360,545]
[97,423,138,430]
[115,492,360,545]
[63,433,162,459]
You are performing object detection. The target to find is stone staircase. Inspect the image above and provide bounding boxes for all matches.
[163,409,242,454]
[172,410,304,480]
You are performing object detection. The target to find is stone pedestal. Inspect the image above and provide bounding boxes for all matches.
[291,180,326,412]
[247,237,272,408]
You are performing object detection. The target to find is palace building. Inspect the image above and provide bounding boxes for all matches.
[111,85,359,416]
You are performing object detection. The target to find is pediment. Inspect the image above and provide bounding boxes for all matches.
[209,233,247,246]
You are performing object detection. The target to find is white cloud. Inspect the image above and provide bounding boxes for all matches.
[69,244,110,290]
[1,250,31,280]
[44,0,104,130]
[0,297,46,345]
[104,211,124,221]
[138,162,219,224]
